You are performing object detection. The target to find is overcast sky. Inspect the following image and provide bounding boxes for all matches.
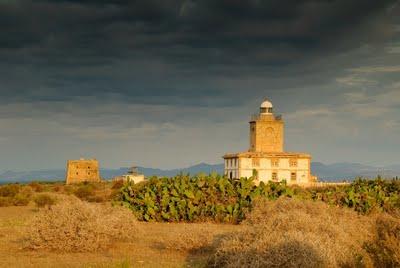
[1,0,400,171]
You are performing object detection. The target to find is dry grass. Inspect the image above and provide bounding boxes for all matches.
[33,193,56,208]
[25,196,140,252]
[208,197,375,268]
[160,223,231,252]
[0,184,33,206]
[1,190,399,267]
[0,202,236,267]
[366,213,400,267]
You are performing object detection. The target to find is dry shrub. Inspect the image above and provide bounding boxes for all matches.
[366,213,400,267]
[28,182,44,192]
[112,179,124,190]
[0,196,12,206]
[34,193,56,208]
[63,184,75,195]
[73,184,95,200]
[12,186,33,206]
[0,184,32,206]
[72,183,112,203]
[52,184,63,192]
[162,224,218,252]
[12,193,31,206]
[209,197,374,268]
[0,184,21,197]
[25,197,140,252]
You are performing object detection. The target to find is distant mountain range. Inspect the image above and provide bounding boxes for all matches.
[0,163,224,184]
[1,162,399,184]
[311,162,400,181]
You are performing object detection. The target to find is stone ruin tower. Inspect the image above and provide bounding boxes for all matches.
[65,158,101,184]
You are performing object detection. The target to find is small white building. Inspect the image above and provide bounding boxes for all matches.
[223,99,317,185]
[113,166,145,184]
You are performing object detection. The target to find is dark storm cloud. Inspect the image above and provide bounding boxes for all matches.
[0,0,398,106]
[2,0,400,171]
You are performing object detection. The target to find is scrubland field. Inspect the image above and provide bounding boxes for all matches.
[0,176,399,268]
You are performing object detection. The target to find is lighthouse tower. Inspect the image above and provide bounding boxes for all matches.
[223,98,317,185]
[249,98,284,152]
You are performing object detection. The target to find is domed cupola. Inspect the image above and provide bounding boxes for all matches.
[260,98,273,114]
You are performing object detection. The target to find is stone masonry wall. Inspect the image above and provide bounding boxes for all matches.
[65,159,100,184]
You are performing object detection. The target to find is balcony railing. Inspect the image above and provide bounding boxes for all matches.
[250,114,282,121]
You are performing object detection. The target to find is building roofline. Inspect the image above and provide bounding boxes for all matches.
[223,151,312,159]
[67,159,99,163]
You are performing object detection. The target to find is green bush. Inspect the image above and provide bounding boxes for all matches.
[34,194,56,208]
[116,176,400,223]
[117,174,293,223]
[311,178,400,214]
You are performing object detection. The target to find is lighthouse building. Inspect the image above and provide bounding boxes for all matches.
[223,99,317,185]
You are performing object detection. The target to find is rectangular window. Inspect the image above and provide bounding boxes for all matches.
[289,159,298,167]
[291,172,296,181]
[252,158,260,167]
[272,172,278,181]
[271,158,279,167]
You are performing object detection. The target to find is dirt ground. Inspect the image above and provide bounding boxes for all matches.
[0,204,240,268]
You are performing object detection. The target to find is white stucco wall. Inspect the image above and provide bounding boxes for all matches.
[224,156,311,184]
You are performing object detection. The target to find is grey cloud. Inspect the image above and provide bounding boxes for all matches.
[1,0,400,170]
[1,1,398,98]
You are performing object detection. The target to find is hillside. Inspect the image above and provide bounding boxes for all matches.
[1,162,399,183]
